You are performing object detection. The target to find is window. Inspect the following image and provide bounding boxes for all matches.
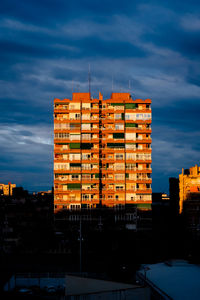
[107,143,125,149]
[82,123,91,130]
[115,114,121,120]
[82,164,91,170]
[55,133,69,139]
[125,123,136,128]
[125,113,136,120]
[70,134,80,140]
[114,163,124,170]
[82,174,91,180]
[82,154,91,160]
[113,133,124,139]
[69,143,80,149]
[81,143,93,149]
[126,153,135,160]
[115,174,125,180]
[115,123,124,130]
[111,103,124,107]
[82,103,91,110]
[54,163,69,170]
[69,103,80,110]
[70,123,80,130]
[126,143,136,149]
[71,174,79,180]
[69,113,80,120]
[82,134,91,140]
[125,133,136,140]
[126,163,136,170]
[67,183,81,190]
[116,186,124,190]
[54,123,69,130]
[70,163,81,170]
[136,113,143,120]
[125,103,137,109]
[82,114,90,120]
[115,154,124,160]
[82,194,90,200]
[144,113,151,120]
[69,153,81,160]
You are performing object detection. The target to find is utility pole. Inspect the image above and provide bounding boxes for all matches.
[88,64,91,95]
[79,215,82,274]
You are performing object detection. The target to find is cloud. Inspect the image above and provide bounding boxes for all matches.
[181,14,200,32]
[0,1,200,191]
[152,128,200,192]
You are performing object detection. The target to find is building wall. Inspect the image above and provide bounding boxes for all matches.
[54,92,152,212]
[179,165,200,213]
[0,183,16,196]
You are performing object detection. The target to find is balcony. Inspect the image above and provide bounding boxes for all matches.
[126,166,136,171]
[54,157,69,161]
[136,156,151,161]
[135,188,152,193]
[69,118,80,121]
[82,187,98,191]
[70,137,81,141]
[82,137,91,141]
[70,167,81,171]
[136,177,152,181]
[126,146,137,150]
[114,107,124,111]
[54,106,69,111]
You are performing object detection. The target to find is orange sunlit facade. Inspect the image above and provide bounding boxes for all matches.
[54,92,152,212]
[179,165,200,213]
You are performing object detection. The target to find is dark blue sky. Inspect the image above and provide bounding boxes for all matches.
[1,0,200,192]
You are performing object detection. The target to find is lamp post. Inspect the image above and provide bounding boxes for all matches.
[79,216,82,274]
[78,215,84,275]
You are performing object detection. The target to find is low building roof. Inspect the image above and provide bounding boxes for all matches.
[138,260,200,300]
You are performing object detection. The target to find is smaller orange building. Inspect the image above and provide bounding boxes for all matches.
[179,165,200,213]
[0,182,16,196]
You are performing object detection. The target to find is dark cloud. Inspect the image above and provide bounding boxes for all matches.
[0,0,138,25]
[0,1,200,192]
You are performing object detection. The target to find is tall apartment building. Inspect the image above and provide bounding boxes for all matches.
[179,165,200,213]
[54,92,152,212]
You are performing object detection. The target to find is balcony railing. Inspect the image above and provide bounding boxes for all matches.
[136,156,151,160]
[82,137,91,141]
[70,167,81,170]
[126,167,136,170]
[114,107,124,111]
[54,105,69,110]
[54,157,69,161]
[70,137,81,141]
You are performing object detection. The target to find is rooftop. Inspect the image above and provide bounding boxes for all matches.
[137,260,200,300]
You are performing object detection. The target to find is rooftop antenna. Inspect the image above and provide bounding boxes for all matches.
[112,75,114,92]
[128,79,131,90]
[72,80,74,94]
[88,63,91,95]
